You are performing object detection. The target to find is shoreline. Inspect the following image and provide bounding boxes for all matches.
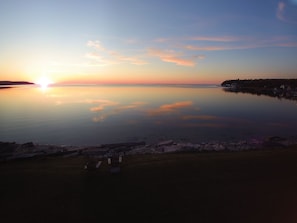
[221,79,297,101]
[1,136,297,162]
[2,138,297,222]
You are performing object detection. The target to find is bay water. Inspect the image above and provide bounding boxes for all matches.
[1,85,296,146]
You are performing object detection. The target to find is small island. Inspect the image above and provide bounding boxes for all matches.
[221,79,297,101]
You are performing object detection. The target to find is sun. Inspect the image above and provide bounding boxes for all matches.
[36,76,53,89]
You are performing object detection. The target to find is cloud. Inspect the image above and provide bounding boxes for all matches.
[276,1,297,24]
[85,52,118,66]
[185,35,297,51]
[189,36,239,42]
[148,101,193,116]
[86,40,147,66]
[148,48,198,66]
[194,55,206,60]
[276,41,297,47]
[87,40,105,51]
[108,51,147,65]
[185,45,229,51]
[277,2,287,21]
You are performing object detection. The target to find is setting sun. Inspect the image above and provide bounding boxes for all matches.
[36,76,53,88]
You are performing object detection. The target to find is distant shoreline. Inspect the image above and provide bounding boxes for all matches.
[0,81,34,86]
[221,79,297,101]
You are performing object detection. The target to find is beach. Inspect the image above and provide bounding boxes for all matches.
[1,135,297,161]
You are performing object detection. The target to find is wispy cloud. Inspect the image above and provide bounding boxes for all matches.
[148,48,195,67]
[185,35,297,51]
[108,50,147,65]
[277,2,286,21]
[85,52,118,66]
[85,34,297,69]
[185,45,229,51]
[276,41,297,47]
[86,40,147,66]
[276,1,297,24]
[189,36,240,42]
[87,40,105,51]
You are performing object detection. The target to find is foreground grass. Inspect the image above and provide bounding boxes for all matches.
[1,147,297,223]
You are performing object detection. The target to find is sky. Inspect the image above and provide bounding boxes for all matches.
[0,0,297,84]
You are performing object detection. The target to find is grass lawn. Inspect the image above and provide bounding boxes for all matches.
[1,146,297,223]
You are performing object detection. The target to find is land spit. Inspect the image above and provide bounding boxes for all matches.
[1,136,297,162]
[221,79,297,101]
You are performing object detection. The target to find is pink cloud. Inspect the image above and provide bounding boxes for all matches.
[148,48,196,66]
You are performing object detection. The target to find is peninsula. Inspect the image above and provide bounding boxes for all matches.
[0,81,34,85]
[221,79,297,100]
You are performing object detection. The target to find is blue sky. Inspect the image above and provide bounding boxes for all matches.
[0,0,296,84]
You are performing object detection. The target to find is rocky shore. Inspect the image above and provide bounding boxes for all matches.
[222,79,297,101]
[1,136,297,162]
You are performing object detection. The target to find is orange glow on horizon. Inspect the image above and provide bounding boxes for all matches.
[55,76,221,85]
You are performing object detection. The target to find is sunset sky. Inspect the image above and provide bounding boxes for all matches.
[0,0,297,84]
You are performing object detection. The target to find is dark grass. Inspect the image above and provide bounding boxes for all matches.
[1,146,297,223]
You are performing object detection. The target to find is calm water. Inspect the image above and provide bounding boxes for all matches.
[1,85,297,145]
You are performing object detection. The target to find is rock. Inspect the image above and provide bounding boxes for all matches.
[157,140,174,147]
[0,142,18,153]
[21,142,35,148]
[162,145,181,153]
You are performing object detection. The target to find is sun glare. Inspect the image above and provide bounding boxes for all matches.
[36,77,53,89]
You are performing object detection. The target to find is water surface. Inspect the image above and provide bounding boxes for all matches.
[1,85,296,145]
